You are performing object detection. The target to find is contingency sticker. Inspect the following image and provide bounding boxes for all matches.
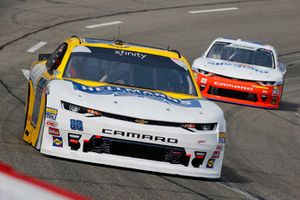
[206,159,215,168]
[46,120,57,127]
[49,127,60,136]
[53,136,63,147]
[219,132,225,144]
[46,107,58,120]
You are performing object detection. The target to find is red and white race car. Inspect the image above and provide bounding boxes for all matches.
[192,38,286,109]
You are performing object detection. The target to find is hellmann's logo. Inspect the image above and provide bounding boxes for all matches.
[214,81,254,91]
[102,129,178,144]
[115,50,147,59]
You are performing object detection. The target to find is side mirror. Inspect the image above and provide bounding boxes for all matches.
[278,62,287,75]
[38,53,51,61]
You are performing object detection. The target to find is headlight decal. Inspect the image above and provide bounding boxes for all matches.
[181,123,217,132]
[62,101,101,116]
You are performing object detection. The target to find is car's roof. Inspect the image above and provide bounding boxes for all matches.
[213,37,275,52]
[65,36,182,59]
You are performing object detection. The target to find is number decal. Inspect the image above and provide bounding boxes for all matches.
[70,119,83,131]
[200,78,207,84]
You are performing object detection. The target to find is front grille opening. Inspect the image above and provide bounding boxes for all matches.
[208,87,258,102]
[214,73,267,84]
[102,112,182,127]
[83,136,190,166]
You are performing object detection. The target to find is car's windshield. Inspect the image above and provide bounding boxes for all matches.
[206,42,274,68]
[63,46,197,96]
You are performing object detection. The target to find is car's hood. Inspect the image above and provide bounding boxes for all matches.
[47,80,223,123]
[192,57,283,82]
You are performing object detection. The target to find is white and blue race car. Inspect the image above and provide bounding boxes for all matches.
[23,36,226,178]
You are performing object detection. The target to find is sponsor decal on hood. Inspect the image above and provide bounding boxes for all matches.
[72,82,201,108]
[207,60,269,74]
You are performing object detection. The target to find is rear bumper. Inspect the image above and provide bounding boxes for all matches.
[196,74,282,109]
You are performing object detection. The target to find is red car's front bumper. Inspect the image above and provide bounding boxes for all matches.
[196,73,283,109]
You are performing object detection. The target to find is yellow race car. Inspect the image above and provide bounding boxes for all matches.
[23,36,226,178]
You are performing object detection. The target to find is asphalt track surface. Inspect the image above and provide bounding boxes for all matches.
[0,0,300,199]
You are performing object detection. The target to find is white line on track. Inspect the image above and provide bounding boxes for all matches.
[189,7,239,14]
[85,21,123,29]
[27,41,47,53]
[216,182,260,200]
[296,113,300,117]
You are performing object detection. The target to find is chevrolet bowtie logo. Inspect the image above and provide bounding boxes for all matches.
[135,119,148,124]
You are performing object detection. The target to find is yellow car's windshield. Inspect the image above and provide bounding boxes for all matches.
[63,46,197,96]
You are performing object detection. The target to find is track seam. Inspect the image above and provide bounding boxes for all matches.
[0,80,25,105]
[23,176,199,194]
[279,50,300,58]
[266,110,299,127]
[158,176,213,200]
[0,0,267,51]
[216,182,266,200]
[266,55,300,127]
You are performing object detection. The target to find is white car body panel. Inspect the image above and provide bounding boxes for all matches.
[40,80,225,178]
[192,57,283,83]
[192,38,285,84]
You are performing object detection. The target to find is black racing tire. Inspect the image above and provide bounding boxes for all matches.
[281,82,285,100]
[23,82,31,134]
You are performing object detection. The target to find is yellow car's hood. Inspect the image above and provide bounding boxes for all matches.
[48,79,223,123]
